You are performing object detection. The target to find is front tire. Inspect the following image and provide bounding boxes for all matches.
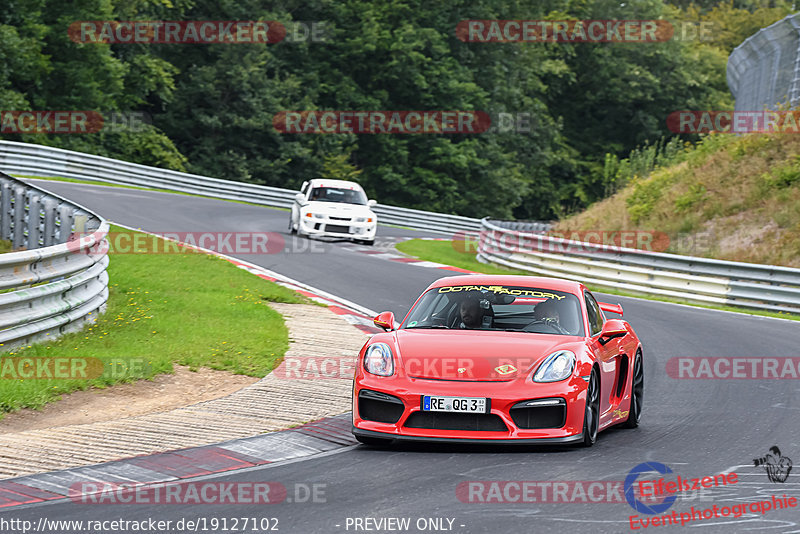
[624,352,644,428]
[581,368,600,447]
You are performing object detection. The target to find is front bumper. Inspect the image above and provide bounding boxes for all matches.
[352,374,588,442]
[352,426,584,445]
[300,217,376,240]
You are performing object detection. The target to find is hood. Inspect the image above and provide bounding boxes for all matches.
[394,329,575,381]
[306,201,374,217]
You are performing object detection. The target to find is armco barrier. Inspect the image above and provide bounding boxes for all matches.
[477,219,800,314]
[0,141,481,233]
[0,172,109,349]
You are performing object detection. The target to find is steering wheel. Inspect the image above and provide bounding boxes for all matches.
[525,319,569,335]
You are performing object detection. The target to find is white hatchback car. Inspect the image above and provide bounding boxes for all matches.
[289,179,378,245]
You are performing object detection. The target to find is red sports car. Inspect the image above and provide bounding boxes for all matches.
[352,275,643,447]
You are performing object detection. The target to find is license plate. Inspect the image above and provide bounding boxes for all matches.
[422,395,489,413]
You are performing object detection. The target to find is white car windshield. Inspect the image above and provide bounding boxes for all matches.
[401,285,585,336]
[309,187,367,205]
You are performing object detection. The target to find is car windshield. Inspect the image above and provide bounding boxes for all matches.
[401,285,585,336]
[308,187,367,205]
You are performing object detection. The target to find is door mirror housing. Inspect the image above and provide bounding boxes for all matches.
[599,319,628,345]
[367,199,377,208]
[373,311,395,331]
[294,192,305,203]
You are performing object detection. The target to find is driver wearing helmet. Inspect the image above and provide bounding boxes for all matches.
[532,299,569,334]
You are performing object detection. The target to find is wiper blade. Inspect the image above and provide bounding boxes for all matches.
[403,325,449,329]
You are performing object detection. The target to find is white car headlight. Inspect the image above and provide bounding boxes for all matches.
[355,217,367,223]
[312,213,325,219]
[533,350,576,382]
[364,343,394,376]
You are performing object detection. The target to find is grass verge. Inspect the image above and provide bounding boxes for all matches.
[395,238,800,322]
[0,225,310,415]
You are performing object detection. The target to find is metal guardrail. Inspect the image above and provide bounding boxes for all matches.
[477,219,800,314]
[0,172,109,349]
[0,141,481,233]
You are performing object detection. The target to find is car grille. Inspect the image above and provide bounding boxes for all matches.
[358,390,405,424]
[404,412,507,432]
[324,224,351,233]
[509,398,566,429]
[328,216,351,222]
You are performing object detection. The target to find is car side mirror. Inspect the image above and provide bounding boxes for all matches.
[373,311,395,331]
[599,319,627,345]
[295,192,305,203]
[367,199,377,208]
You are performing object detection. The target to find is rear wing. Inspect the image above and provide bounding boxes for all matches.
[598,301,623,316]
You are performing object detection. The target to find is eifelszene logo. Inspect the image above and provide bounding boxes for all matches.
[624,462,677,515]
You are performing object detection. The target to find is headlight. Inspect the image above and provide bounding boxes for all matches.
[355,217,367,223]
[312,213,324,219]
[364,343,394,376]
[532,350,576,382]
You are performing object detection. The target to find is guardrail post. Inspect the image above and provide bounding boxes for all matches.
[0,181,10,241]
[58,205,73,244]
[12,185,26,250]
[27,193,42,249]
[42,198,57,246]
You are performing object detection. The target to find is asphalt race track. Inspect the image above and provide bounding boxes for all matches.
[3,180,800,533]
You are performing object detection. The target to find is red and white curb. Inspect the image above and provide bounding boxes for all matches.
[0,414,355,509]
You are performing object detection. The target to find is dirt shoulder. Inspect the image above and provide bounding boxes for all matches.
[0,366,259,434]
